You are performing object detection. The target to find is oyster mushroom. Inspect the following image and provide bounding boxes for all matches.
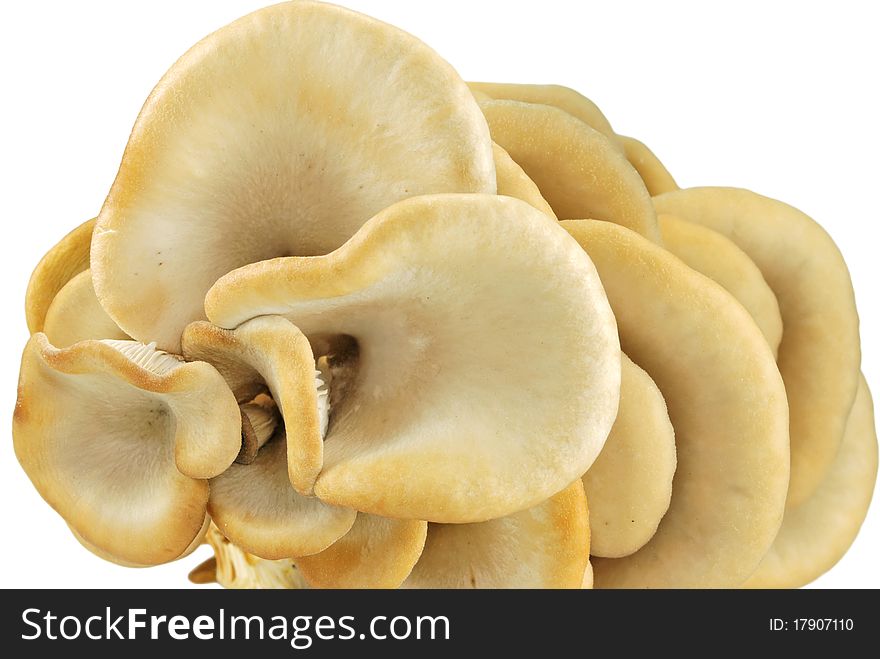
[493,143,556,218]
[13,335,241,565]
[206,194,620,523]
[564,220,789,588]
[480,100,660,241]
[658,214,783,356]
[182,317,358,559]
[401,481,590,589]
[25,218,94,333]
[654,187,860,506]
[584,354,676,559]
[744,375,878,588]
[296,515,428,589]
[91,0,495,352]
[43,270,129,348]
[618,135,678,196]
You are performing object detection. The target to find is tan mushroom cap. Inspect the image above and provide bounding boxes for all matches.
[207,427,356,561]
[296,514,427,589]
[480,100,660,242]
[182,316,326,493]
[91,0,495,352]
[13,335,241,566]
[744,375,877,589]
[25,218,95,333]
[207,194,620,523]
[658,213,783,357]
[43,270,130,348]
[584,354,676,559]
[618,135,678,196]
[401,481,590,589]
[564,220,789,588]
[654,187,860,507]
[469,82,618,144]
[492,143,556,218]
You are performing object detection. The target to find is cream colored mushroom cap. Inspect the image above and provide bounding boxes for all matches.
[401,481,590,589]
[207,194,620,523]
[296,514,427,589]
[654,187,860,507]
[618,135,678,196]
[92,0,496,352]
[658,213,783,357]
[564,220,789,588]
[480,100,659,241]
[744,375,878,588]
[584,354,676,558]
[470,82,618,144]
[492,143,556,218]
[43,270,129,348]
[13,335,241,565]
[25,218,95,334]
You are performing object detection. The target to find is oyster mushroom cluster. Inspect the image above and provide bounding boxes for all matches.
[13,1,876,589]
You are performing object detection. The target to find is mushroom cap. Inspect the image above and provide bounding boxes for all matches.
[654,187,860,507]
[43,270,129,348]
[480,100,660,241]
[618,135,678,196]
[13,335,241,565]
[401,481,590,589]
[564,220,789,588]
[208,428,357,560]
[182,316,325,492]
[492,143,556,218]
[91,0,495,352]
[206,194,620,523]
[469,82,618,145]
[658,213,783,357]
[25,218,95,333]
[744,375,878,588]
[296,514,427,589]
[584,354,676,558]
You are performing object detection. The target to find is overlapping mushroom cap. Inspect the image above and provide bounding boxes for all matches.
[654,188,861,506]
[92,0,496,352]
[206,193,621,523]
[565,220,789,588]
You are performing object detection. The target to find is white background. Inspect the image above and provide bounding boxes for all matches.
[0,0,877,588]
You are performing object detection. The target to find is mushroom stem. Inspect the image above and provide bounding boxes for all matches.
[238,400,281,465]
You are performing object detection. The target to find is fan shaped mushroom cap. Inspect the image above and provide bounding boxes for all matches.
[13,335,241,565]
[618,135,678,196]
[206,427,356,561]
[492,143,556,218]
[654,187,860,507]
[564,220,789,588]
[92,0,496,352]
[296,514,427,589]
[206,194,620,523]
[401,481,590,589]
[584,354,676,558]
[182,316,326,492]
[658,214,783,356]
[25,218,95,333]
[480,100,659,241]
[744,375,877,588]
[470,82,618,144]
[43,270,129,348]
